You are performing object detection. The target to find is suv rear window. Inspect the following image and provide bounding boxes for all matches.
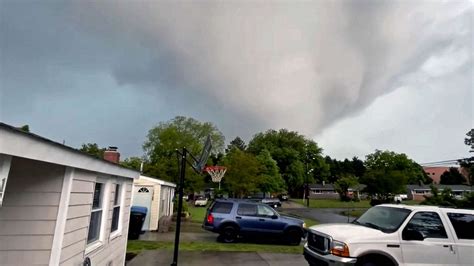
[447,213,474,240]
[211,202,233,214]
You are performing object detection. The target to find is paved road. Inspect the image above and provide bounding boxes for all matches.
[280,201,362,224]
[282,207,355,224]
[127,250,308,266]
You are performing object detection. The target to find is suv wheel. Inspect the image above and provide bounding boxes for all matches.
[219,225,238,243]
[285,228,301,245]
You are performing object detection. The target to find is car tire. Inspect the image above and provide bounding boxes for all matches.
[219,225,238,243]
[285,228,301,245]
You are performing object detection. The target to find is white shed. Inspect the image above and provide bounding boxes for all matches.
[0,122,140,265]
[132,176,176,231]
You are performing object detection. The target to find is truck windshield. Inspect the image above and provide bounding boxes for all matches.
[353,206,411,233]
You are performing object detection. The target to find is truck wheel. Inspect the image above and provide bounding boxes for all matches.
[357,255,394,266]
[285,228,301,245]
[219,225,238,243]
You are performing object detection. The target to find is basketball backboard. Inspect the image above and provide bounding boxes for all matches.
[193,135,212,172]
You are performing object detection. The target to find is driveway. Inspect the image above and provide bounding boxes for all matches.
[127,250,308,266]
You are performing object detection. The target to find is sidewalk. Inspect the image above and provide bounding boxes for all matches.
[127,250,308,266]
[139,231,216,242]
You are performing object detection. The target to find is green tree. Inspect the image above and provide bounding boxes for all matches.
[142,116,225,191]
[361,150,426,201]
[334,175,358,201]
[223,149,262,197]
[19,125,30,132]
[247,129,323,196]
[256,149,285,193]
[352,157,366,178]
[459,128,474,185]
[465,128,474,152]
[226,136,247,152]
[120,156,143,171]
[440,167,466,185]
[79,143,105,159]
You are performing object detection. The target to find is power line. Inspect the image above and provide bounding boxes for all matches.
[420,158,470,166]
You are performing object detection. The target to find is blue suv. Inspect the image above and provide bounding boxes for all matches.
[203,199,306,245]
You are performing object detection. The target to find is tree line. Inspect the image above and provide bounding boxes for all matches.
[79,116,473,199]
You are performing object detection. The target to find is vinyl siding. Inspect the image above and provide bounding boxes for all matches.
[59,169,133,265]
[0,157,65,265]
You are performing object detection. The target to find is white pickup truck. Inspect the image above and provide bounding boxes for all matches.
[304,204,473,266]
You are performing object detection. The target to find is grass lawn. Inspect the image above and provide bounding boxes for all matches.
[292,199,371,208]
[188,203,208,223]
[127,240,303,254]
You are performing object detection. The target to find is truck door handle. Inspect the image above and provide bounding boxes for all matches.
[443,245,449,248]
[259,219,265,221]
[236,216,242,219]
[449,245,456,254]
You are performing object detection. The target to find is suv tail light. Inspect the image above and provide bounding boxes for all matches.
[207,213,214,224]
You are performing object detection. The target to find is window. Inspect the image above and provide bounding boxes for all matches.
[211,202,233,214]
[237,203,257,216]
[257,205,275,217]
[88,182,103,244]
[111,184,121,233]
[447,213,474,240]
[138,187,149,193]
[355,206,411,233]
[403,212,447,239]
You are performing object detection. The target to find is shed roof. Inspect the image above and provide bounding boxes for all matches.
[137,175,177,187]
[0,122,139,179]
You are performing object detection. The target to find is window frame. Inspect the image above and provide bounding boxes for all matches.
[85,178,110,254]
[402,211,448,240]
[110,181,125,238]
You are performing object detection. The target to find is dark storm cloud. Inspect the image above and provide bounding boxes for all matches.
[0,0,472,158]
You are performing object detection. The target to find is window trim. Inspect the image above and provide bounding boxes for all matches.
[86,178,111,254]
[402,211,448,240]
[110,181,126,240]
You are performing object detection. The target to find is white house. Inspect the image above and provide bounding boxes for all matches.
[132,176,176,231]
[0,123,140,265]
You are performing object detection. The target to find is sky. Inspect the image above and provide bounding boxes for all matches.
[0,0,472,163]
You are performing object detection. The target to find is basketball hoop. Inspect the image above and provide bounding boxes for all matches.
[204,166,227,189]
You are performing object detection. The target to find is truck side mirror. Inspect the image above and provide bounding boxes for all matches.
[271,214,278,219]
[402,229,424,241]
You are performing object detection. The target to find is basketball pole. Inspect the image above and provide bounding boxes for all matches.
[171,148,186,266]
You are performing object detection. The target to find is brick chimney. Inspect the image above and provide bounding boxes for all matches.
[104,146,120,164]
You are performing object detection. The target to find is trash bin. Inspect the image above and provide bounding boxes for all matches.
[128,206,148,240]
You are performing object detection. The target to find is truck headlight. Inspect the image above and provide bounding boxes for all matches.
[302,222,307,229]
[330,240,350,257]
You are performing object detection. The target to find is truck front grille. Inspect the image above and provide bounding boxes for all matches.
[307,231,330,254]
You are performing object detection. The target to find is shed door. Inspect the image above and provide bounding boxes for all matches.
[133,186,153,230]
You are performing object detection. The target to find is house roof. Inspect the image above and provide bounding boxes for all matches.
[309,183,366,191]
[309,184,336,190]
[0,122,139,179]
[407,184,473,191]
[138,175,176,187]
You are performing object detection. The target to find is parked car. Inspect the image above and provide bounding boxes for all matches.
[194,195,208,207]
[203,199,306,245]
[303,204,474,266]
[278,194,289,201]
[262,198,282,208]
